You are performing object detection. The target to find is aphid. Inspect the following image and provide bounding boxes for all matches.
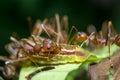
[0,14,90,80]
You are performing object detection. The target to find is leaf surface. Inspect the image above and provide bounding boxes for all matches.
[19,64,81,80]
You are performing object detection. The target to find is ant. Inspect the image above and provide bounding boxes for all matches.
[0,30,60,80]
[30,14,69,44]
[24,18,120,80]
[74,21,120,78]
[0,14,90,80]
[74,21,117,48]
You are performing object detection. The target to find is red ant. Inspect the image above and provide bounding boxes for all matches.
[0,14,86,80]
[74,21,120,77]
[74,21,117,48]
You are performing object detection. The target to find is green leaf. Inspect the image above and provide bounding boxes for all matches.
[66,55,101,80]
[66,44,120,80]
[19,44,119,80]
[19,45,91,80]
[19,64,81,80]
[92,44,119,58]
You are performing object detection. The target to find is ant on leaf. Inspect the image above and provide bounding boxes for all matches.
[0,14,90,80]
[74,21,120,79]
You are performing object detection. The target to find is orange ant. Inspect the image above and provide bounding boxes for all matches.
[74,21,120,77]
[0,14,87,80]
[0,34,60,80]
[74,21,116,48]
[0,36,87,80]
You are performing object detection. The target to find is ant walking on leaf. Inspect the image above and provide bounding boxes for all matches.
[74,21,120,79]
[0,13,119,80]
[0,14,90,80]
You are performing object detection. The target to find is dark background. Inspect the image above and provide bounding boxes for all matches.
[0,0,120,79]
[0,0,120,56]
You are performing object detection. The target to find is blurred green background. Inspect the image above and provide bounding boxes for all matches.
[0,0,120,55]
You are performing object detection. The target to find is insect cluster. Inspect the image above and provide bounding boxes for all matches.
[0,14,89,80]
[0,14,120,80]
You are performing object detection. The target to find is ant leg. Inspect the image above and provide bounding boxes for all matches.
[0,56,17,79]
[0,56,10,61]
[42,18,59,39]
[108,21,114,76]
[31,35,42,46]
[5,57,28,65]
[0,56,17,78]
[31,20,42,36]
[26,66,55,80]
[0,57,16,79]
[32,19,51,38]
[80,32,95,47]
[41,24,51,38]
[10,36,20,46]
[55,14,63,43]
[44,26,59,37]
[0,61,17,79]
[6,36,26,59]
[67,26,78,44]
[6,44,39,67]
[61,15,68,33]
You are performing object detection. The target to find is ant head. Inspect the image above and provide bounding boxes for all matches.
[43,40,50,49]
[41,39,57,53]
[74,32,88,42]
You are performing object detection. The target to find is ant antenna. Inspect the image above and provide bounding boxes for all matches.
[32,20,42,36]
[31,35,38,45]
[80,32,95,47]
[67,26,78,44]
[10,36,21,47]
[31,20,51,38]
[61,15,69,33]
[41,24,51,38]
